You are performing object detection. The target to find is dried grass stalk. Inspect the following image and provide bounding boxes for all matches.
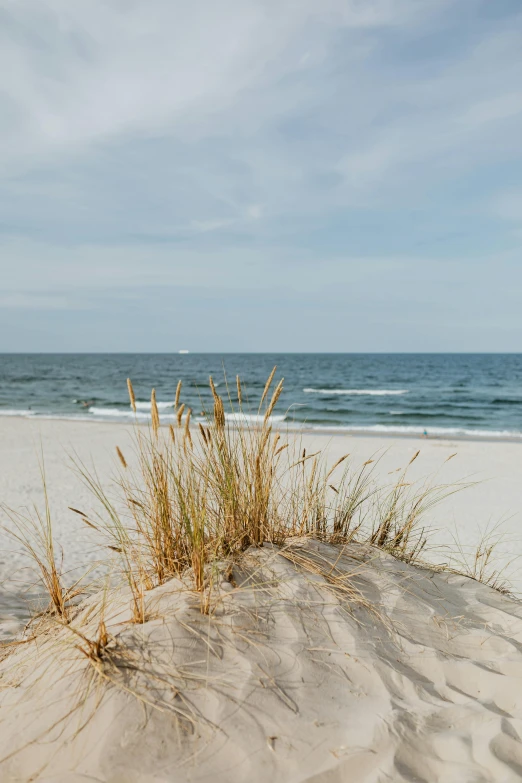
[264,378,284,421]
[151,389,160,435]
[66,369,474,617]
[174,380,182,409]
[260,365,277,407]
[127,378,136,413]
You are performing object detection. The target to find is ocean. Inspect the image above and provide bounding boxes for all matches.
[1,353,522,439]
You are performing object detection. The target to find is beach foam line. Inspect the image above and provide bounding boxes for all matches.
[225,412,286,424]
[2,408,520,439]
[0,409,35,417]
[305,423,522,439]
[88,408,287,425]
[89,407,136,418]
[303,388,409,396]
[135,401,174,410]
[88,407,175,421]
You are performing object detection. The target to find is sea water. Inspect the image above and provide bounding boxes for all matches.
[1,353,522,439]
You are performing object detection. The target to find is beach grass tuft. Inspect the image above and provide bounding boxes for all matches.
[1,370,488,634]
[62,371,473,610]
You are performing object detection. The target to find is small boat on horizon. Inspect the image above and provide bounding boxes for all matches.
[179,349,190,354]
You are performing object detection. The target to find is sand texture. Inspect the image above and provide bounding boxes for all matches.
[1,416,522,617]
[2,539,522,782]
[2,417,522,782]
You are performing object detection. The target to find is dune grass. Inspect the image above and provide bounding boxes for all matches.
[0,368,497,632]
[1,457,86,624]
[61,369,474,611]
[0,370,515,775]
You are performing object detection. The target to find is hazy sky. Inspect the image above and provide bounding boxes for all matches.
[1,0,522,352]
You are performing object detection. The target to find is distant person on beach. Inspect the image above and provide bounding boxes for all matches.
[423,429,428,438]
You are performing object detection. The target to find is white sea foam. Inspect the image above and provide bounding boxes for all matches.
[88,407,139,418]
[303,389,409,396]
[135,401,174,410]
[307,423,522,439]
[0,409,35,417]
[2,407,520,440]
[88,407,175,421]
[225,412,286,424]
[87,408,286,425]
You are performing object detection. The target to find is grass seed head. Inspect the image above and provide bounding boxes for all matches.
[184,408,193,448]
[174,380,182,409]
[151,389,160,434]
[260,366,277,407]
[264,378,284,421]
[214,397,225,428]
[127,378,136,413]
[209,376,219,402]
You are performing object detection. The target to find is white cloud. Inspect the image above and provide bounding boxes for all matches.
[1,0,522,349]
[0,0,424,174]
[491,191,522,223]
[247,204,263,219]
[189,219,235,234]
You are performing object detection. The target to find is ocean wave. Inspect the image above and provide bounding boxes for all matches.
[225,412,286,424]
[1,406,520,439]
[88,407,175,421]
[87,408,286,425]
[135,401,175,410]
[0,409,36,417]
[307,424,522,439]
[303,388,409,396]
[89,407,135,418]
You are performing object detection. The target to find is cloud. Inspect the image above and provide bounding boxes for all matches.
[1,0,522,349]
[0,1,423,171]
[491,191,522,223]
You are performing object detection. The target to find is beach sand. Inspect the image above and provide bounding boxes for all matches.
[3,538,522,782]
[2,417,522,781]
[1,416,522,611]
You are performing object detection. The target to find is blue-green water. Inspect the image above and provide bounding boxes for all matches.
[1,353,522,439]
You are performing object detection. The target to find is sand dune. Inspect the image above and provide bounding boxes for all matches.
[2,417,522,781]
[2,539,522,782]
[1,416,522,615]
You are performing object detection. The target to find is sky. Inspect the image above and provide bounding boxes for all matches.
[1,0,522,352]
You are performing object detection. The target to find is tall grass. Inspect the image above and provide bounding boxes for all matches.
[1,458,84,622]
[66,370,468,609]
[447,519,517,594]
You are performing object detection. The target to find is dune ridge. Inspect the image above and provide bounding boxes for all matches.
[2,539,522,782]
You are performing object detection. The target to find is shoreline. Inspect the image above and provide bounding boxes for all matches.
[1,411,522,444]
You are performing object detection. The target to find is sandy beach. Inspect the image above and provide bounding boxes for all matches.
[3,533,522,781]
[1,416,522,617]
[2,417,522,781]
[0,417,522,783]
[3,0,522,776]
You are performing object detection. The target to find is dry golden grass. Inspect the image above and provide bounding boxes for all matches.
[1,458,85,623]
[0,373,510,777]
[447,519,517,594]
[59,370,472,613]
[0,370,481,638]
